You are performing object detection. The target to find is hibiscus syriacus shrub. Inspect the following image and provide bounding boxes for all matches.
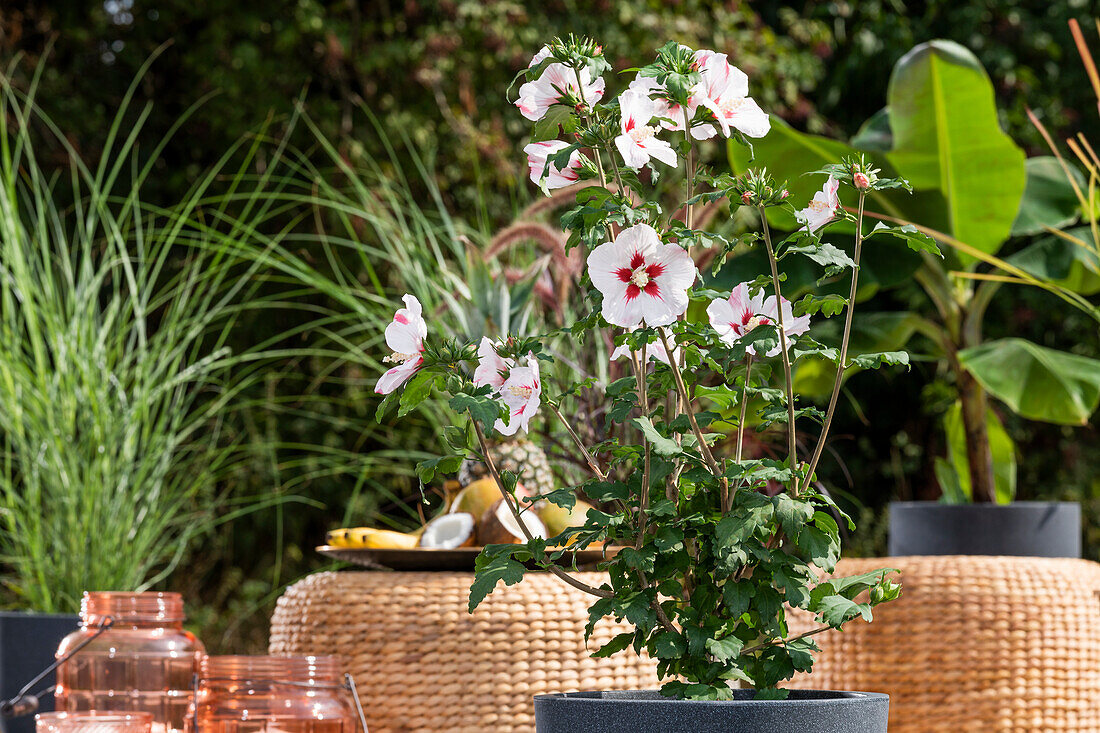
[376,38,939,698]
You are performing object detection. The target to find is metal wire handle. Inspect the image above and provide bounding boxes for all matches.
[188,670,369,733]
[0,616,115,721]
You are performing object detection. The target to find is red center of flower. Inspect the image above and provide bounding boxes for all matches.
[731,308,771,336]
[617,251,665,301]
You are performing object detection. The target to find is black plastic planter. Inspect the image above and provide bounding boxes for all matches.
[0,612,80,733]
[533,690,889,733]
[888,501,1081,557]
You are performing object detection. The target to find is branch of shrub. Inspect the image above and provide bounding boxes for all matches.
[473,420,614,599]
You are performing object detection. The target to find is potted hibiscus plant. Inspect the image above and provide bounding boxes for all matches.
[375,38,928,731]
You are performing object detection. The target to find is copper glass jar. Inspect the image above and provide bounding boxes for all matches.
[36,712,154,733]
[190,656,357,733]
[55,592,205,733]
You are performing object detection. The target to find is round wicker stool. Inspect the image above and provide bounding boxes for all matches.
[788,556,1100,732]
[268,571,658,733]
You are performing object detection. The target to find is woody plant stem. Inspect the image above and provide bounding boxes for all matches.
[472,420,612,599]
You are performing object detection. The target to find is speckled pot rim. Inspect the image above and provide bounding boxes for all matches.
[534,690,888,707]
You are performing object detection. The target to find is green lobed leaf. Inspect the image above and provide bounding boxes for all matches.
[865,222,942,257]
[814,595,871,627]
[722,581,755,618]
[796,525,839,571]
[449,392,501,428]
[398,371,441,417]
[793,293,847,318]
[705,636,745,662]
[631,416,684,456]
[592,632,634,658]
[530,105,577,143]
[784,238,857,274]
[651,631,688,659]
[469,545,530,612]
[848,351,910,370]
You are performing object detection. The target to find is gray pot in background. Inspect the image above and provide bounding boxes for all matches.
[533,690,889,733]
[0,612,81,733]
[888,501,1081,557]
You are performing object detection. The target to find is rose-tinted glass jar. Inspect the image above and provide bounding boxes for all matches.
[189,656,357,733]
[36,712,154,733]
[55,592,205,733]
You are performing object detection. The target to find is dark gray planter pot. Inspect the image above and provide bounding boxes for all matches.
[0,612,80,733]
[888,501,1081,557]
[533,690,889,733]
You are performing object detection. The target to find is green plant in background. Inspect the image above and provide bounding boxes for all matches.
[730,38,1100,505]
[6,1,1095,223]
[0,58,319,613]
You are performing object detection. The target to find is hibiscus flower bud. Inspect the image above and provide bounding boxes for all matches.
[853,171,871,190]
[780,189,789,199]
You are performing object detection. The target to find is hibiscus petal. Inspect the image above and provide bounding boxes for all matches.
[602,289,645,328]
[725,65,750,99]
[473,337,511,390]
[385,296,425,354]
[707,299,740,346]
[729,96,771,139]
[641,286,688,326]
[615,135,650,170]
[588,240,629,293]
[374,358,422,395]
[617,224,661,258]
[690,123,718,141]
[728,282,751,316]
[696,95,731,138]
[653,243,697,291]
[528,45,551,67]
[494,416,521,436]
[646,138,678,167]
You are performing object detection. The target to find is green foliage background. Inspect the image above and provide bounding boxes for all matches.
[1,0,1098,651]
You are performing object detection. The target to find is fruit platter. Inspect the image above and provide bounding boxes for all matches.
[322,441,612,570]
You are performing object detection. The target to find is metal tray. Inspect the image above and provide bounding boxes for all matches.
[316,545,619,571]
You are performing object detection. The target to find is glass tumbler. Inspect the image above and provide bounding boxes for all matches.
[55,592,205,733]
[36,712,154,733]
[189,656,358,733]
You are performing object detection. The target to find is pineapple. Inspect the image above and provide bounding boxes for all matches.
[458,437,557,499]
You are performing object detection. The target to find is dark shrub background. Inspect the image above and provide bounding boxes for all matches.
[2,1,1096,650]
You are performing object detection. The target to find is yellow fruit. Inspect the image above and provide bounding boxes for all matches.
[448,477,504,518]
[326,527,419,549]
[538,500,595,539]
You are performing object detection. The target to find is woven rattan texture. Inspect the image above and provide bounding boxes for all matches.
[788,556,1100,733]
[269,570,658,733]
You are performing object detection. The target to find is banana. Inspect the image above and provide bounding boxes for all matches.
[326,527,420,549]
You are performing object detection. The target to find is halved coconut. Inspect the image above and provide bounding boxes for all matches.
[419,512,477,549]
[478,499,548,545]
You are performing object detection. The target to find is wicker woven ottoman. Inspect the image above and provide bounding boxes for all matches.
[788,556,1100,732]
[269,571,658,733]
